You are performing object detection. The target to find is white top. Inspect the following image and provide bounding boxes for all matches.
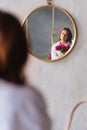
[51,42,61,60]
[0,80,51,130]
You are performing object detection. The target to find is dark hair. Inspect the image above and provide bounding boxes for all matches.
[58,27,72,43]
[0,11,28,84]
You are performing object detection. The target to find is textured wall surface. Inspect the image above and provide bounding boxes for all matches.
[0,0,87,130]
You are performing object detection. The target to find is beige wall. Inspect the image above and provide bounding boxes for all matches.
[1,0,87,130]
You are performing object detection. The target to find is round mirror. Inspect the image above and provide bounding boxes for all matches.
[23,5,77,61]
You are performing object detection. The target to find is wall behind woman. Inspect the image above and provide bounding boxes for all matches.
[0,0,87,130]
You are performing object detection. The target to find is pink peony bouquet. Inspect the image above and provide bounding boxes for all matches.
[55,43,70,54]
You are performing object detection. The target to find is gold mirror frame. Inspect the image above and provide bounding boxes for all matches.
[22,4,77,62]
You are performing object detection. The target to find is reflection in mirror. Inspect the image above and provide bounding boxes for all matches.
[51,27,73,60]
[23,5,77,61]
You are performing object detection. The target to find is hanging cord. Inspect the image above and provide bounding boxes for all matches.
[51,6,54,45]
[47,0,52,5]
[65,99,87,130]
[47,0,54,45]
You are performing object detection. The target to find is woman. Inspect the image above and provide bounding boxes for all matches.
[0,11,51,130]
[51,27,72,60]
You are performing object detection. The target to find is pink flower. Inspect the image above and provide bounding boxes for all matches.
[48,53,51,59]
[60,44,66,50]
[66,44,70,50]
[55,45,61,50]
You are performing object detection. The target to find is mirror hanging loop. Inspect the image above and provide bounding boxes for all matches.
[47,0,52,5]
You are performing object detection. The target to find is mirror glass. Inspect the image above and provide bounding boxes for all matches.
[23,5,77,61]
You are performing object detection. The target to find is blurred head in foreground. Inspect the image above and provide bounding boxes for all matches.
[0,11,28,84]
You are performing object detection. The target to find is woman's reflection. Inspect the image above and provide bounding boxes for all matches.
[51,27,72,60]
